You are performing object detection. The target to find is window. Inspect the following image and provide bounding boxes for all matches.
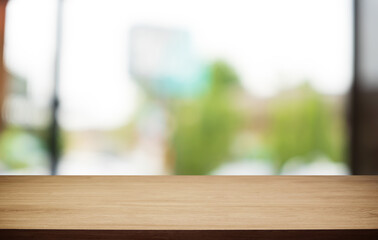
[0,0,353,175]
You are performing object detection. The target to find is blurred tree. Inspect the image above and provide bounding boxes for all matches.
[171,61,244,175]
[267,83,346,174]
[0,127,48,171]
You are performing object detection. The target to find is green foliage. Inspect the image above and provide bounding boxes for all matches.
[267,83,345,174]
[0,127,49,170]
[171,61,244,175]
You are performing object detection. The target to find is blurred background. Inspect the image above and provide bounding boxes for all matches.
[0,0,377,175]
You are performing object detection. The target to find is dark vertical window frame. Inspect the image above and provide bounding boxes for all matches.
[350,0,360,174]
[350,0,378,175]
[49,0,64,175]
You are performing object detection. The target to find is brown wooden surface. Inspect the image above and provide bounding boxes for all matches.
[0,176,377,230]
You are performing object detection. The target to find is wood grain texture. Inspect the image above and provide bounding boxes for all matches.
[0,176,377,230]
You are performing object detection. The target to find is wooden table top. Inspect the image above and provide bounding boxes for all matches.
[0,176,377,230]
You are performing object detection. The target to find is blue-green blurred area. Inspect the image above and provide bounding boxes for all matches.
[0,0,351,175]
[0,127,49,174]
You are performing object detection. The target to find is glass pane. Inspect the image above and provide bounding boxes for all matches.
[1,0,353,175]
[0,0,55,174]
